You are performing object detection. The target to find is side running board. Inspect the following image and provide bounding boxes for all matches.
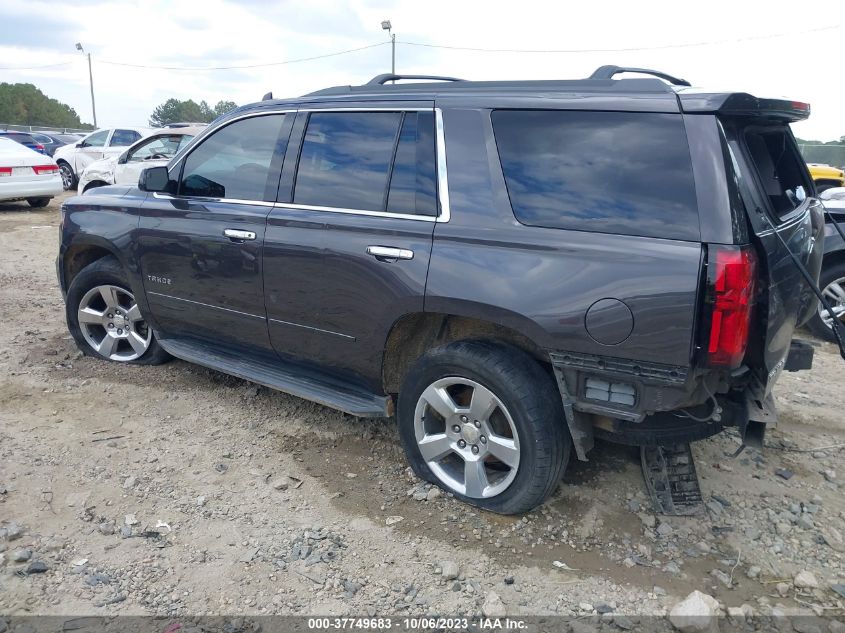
[158,338,393,418]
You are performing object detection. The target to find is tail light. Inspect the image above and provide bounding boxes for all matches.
[704,245,757,368]
[32,165,59,175]
[0,167,11,177]
[35,144,45,153]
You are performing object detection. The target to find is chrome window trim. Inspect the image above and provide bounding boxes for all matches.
[434,107,451,223]
[147,291,266,320]
[152,192,276,207]
[157,106,451,224]
[274,202,436,222]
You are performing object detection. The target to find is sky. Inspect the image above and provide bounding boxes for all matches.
[0,0,842,141]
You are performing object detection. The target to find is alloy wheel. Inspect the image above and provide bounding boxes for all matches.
[413,377,520,498]
[77,284,151,361]
[59,164,74,190]
[818,276,845,330]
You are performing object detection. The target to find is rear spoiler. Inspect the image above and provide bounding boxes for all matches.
[676,91,811,122]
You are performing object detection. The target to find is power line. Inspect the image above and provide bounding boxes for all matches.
[97,42,388,71]
[398,24,841,54]
[0,61,75,71]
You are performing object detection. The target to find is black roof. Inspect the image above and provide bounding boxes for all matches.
[246,65,810,122]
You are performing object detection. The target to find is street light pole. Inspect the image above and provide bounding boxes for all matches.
[75,43,97,128]
[381,20,395,76]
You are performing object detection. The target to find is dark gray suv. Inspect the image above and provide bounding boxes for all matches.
[57,66,823,514]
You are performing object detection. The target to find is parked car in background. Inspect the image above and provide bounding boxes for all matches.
[0,131,46,154]
[808,163,845,192]
[78,126,204,194]
[806,187,845,340]
[30,132,82,157]
[0,137,62,207]
[57,68,823,514]
[54,127,153,190]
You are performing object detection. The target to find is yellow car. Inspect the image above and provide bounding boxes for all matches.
[808,163,845,192]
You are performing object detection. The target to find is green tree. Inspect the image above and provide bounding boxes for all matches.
[213,100,237,117]
[0,83,92,128]
[149,98,238,126]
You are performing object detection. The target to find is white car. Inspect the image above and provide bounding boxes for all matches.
[78,126,205,194]
[54,126,154,190]
[0,137,63,207]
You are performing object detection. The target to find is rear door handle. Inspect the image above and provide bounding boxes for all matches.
[366,245,414,261]
[224,229,256,241]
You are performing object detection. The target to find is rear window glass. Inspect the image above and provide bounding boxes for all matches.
[743,127,811,220]
[492,110,700,240]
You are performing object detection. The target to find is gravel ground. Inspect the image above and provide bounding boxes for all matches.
[1,193,844,630]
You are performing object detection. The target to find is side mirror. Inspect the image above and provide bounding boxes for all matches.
[76,142,84,148]
[138,166,173,193]
[118,151,129,165]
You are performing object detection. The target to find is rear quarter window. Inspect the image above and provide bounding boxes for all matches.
[491,110,700,241]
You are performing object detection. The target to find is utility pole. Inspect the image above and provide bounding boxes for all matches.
[75,43,97,127]
[381,20,395,76]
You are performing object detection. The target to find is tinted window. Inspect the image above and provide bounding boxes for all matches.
[110,129,141,146]
[492,110,699,240]
[386,112,437,216]
[4,133,35,144]
[295,112,401,211]
[180,114,286,200]
[83,130,109,148]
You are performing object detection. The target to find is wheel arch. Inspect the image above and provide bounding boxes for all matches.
[62,238,126,293]
[381,311,549,394]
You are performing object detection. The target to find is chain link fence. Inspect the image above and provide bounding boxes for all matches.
[0,123,91,134]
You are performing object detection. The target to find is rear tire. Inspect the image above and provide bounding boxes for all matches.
[806,261,845,341]
[397,340,570,515]
[66,256,170,365]
[58,161,76,190]
[26,197,50,208]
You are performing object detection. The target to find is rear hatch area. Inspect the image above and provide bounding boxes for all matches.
[720,119,825,396]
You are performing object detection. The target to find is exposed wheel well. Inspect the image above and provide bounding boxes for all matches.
[63,245,115,290]
[382,313,548,394]
[823,249,845,272]
[82,181,110,193]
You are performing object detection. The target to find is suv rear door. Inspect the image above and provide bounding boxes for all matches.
[264,103,438,390]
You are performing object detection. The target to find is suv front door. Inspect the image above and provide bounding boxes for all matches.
[137,113,292,353]
[264,104,438,390]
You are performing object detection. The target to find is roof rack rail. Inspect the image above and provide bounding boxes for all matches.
[366,73,465,86]
[588,65,690,87]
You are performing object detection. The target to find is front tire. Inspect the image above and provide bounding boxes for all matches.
[806,261,845,341]
[27,197,50,208]
[66,256,170,365]
[397,340,570,515]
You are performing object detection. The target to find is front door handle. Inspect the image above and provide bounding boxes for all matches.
[366,245,414,261]
[224,229,256,241]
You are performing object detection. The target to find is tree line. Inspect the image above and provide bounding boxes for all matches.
[0,83,93,129]
[0,83,237,129]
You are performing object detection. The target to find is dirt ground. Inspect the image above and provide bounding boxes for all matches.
[1,193,844,627]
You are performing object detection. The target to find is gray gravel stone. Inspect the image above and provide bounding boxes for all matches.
[439,560,459,581]
[10,548,32,563]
